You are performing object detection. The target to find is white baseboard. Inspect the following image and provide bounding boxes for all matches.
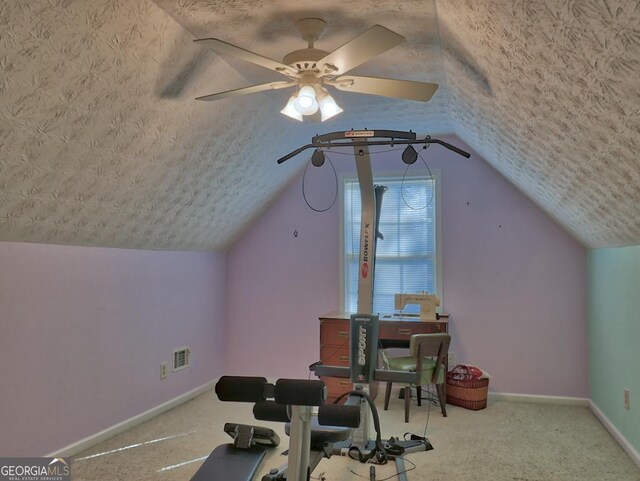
[589,400,640,469]
[47,380,216,458]
[488,391,589,406]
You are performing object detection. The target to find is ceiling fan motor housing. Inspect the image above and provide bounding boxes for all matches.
[282,48,330,73]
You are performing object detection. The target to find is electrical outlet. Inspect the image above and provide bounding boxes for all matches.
[624,388,630,410]
[160,362,168,379]
[447,351,455,368]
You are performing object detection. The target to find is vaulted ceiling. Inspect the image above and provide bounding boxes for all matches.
[1,0,638,250]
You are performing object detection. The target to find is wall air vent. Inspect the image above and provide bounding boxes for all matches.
[173,346,191,371]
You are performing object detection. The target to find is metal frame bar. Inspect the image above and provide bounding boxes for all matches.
[354,145,375,314]
[276,130,470,164]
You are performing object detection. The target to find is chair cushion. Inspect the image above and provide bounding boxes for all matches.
[387,356,435,371]
[386,357,444,385]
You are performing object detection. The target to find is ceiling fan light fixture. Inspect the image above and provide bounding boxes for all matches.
[293,85,318,115]
[281,95,303,121]
[317,90,343,121]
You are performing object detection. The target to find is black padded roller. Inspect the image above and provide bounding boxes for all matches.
[215,376,268,403]
[274,379,326,406]
[253,401,290,422]
[318,404,361,428]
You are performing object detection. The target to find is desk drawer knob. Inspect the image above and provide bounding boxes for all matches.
[338,331,349,337]
[339,356,349,362]
[339,380,350,386]
[398,328,412,335]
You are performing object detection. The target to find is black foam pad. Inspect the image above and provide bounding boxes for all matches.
[215,376,267,403]
[274,379,326,406]
[190,444,265,481]
[318,404,360,428]
[253,401,289,422]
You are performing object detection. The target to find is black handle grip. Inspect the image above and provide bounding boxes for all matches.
[431,139,471,158]
[277,144,313,164]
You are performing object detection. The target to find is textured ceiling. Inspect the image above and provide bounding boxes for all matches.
[0,0,638,250]
[439,0,640,248]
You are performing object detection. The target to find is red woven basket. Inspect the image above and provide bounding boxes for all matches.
[446,377,489,410]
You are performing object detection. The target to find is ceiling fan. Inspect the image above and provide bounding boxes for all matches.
[193,18,438,121]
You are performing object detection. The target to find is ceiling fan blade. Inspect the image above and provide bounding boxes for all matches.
[317,25,405,76]
[328,75,438,102]
[195,81,295,101]
[194,38,298,77]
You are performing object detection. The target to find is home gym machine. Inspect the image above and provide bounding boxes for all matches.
[191,376,361,481]
[278,129,470,477]
[192,130,469,481]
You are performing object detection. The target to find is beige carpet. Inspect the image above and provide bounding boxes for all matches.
[70,388,640,481]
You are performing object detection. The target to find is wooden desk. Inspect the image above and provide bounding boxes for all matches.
[319,311,449,402]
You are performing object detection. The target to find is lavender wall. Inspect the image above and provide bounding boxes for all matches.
[0,242,226,456]
[227,135,588,397]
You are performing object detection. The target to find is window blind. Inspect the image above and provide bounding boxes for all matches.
[343,176,437,314]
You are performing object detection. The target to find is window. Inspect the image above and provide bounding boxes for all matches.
[340,172,440,314]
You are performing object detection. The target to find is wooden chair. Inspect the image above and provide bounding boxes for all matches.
[382,333,450,422]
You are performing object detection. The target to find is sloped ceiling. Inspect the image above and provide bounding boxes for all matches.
[0,0,638,251]
[439,0,640,248]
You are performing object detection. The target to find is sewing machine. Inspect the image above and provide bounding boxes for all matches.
[394,292,440,321]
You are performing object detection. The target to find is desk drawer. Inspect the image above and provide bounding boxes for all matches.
[379,322,444,340]
[320,346,350,366]
[320,320,350,346]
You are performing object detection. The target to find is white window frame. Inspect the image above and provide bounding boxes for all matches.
[338,169,443,314]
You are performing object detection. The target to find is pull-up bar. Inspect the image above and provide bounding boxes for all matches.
[276,129,471,164]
